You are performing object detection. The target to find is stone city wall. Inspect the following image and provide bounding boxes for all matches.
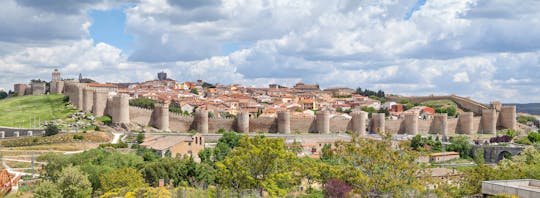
[59,83,519,135]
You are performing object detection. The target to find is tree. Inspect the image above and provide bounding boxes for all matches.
[0,90,7,100]
[213,132,242,161]
[44,124,60,136]
[190,88,199,95]
[216,136,299,197]
[325,179,352,198]
[57,166,92,198]
[136,133,145,144]
[100,167,147,192]
[33,180,62,198]
[331,135,428,196]
[447,136,472,158]
[129,98,157,109]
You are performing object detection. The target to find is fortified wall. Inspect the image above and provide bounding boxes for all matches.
[60,82,518,135]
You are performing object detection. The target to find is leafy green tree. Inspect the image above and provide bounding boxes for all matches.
[0,90,7,100]
[129,98,157,109]
[44,124,60,136]
[198,148,214,164]
[447,136,472,158]
[216,136,299,197]
[190,88,199,95]
[213,132,242,161]
[33,180,62,198]
[136,133,145,144]
[100,167,147,192]
[331,135,428,196]
[57,166,92,198]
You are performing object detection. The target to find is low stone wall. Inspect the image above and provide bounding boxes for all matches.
[0,127,44,138]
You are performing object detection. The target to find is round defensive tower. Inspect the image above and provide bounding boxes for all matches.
[106,96,114,116]
[13,84,27,96]
[154,103,170,131]
[112,94,130,125]
[92,90,108,117]
[371,113,385,134]
[277,111,291,134]
[54,81,64,94]
[196,110,209,134]
[458,112,474,134]
[351,111,368,136]
[500,106,516,130]
[404,112,419,135]
[317,110,330,134]
[82,87,94,112]
[433,113,448,138]
[236,111,250,133]
[74,84,84,110]
[482,108,497,134]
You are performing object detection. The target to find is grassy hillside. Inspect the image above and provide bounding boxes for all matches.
[419,99,458,109]
[0,94,78,128]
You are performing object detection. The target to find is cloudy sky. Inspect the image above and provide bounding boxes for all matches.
[0,0,539,103]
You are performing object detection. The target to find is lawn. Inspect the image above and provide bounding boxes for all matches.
[0,94,78,128]
[420,99,458,108]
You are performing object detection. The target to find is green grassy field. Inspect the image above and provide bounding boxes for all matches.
[0,94,78,128]
[420,99,458,108]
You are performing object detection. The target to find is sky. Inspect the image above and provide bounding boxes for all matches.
[0,0,539,103]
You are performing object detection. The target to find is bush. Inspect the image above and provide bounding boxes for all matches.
[136,133,145,144]
[129,98,157,109]
[527,131,540,143]
[97,116,112,126]
[98,142,128,149]
[515,136,532,145]
[45,124,60,136]
[73,134,84,140]
[447,136,472,158]
[324,179,351,198]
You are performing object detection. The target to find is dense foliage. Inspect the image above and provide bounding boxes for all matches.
[129,98,157,109]
[410,135,442,152]
[517,115,540,127]
[447,136,473,158]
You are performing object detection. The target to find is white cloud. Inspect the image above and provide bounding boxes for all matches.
[1,0,540,103]
[453,72,470,83]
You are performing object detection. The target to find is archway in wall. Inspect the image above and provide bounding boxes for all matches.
[497,151,513,162]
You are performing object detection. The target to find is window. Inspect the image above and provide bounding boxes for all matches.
[188,142,191,146]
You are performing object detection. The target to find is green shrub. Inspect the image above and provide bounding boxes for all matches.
[98,142,128,149]
[45,124,60,136]
[527,131,540,143]
[97,116,112,126]
[73,134,84,140]
[136,133,145,144]
[515,136,532,145]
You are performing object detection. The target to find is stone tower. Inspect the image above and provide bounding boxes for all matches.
[112,94,130,125]
[404,112,419,135]
[371,113,385,134]
[499,106,516,130]
[13,84,27,96]
[30,82,46,95]
[92,90,108,117]
[277,111,291,134]
[432,113,448,140]
[482,108,497,134]
[236,111,250,133]
[52,69,61,81]
[351,111,368,136]
[316,110,330,134]
[153,103,170,131]
[82,87,94,112]
[196,110,209,134]
[458,112,474,134]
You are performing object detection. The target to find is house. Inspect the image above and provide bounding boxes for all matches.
[140,134,205,160]
[429,152,460,163]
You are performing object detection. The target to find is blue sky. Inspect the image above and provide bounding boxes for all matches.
[0,0,540,103]
[89,8,133,52]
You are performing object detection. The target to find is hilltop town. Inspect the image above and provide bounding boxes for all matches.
[1,69,540,197]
